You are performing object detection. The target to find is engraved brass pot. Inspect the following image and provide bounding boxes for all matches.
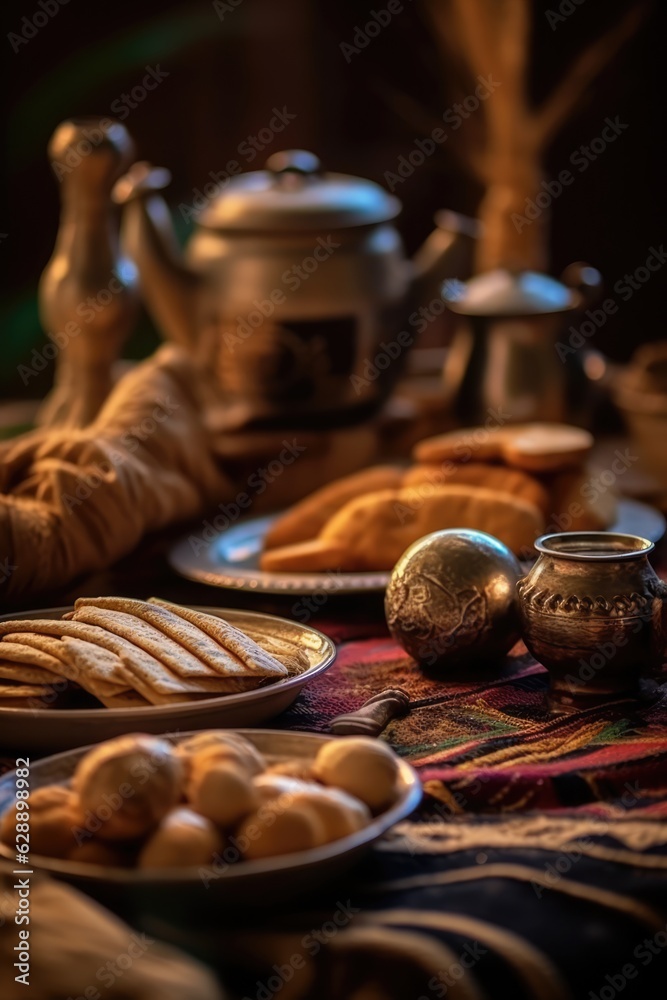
[518,532,667,713]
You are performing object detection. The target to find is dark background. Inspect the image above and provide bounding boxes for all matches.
[1,0,664,400]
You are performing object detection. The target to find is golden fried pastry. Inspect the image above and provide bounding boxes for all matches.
[186,761,259,828]
[264,465,404,550]
[403,462,551,515]
[262,483,544,570]
[138,807,224,869]
[72,735,182,840]
[238,798,325,860]
[414,423,593,472]
[259,538,350,573]
[320,484,544,566]
[312,737,400,812]
[0,786,83,858]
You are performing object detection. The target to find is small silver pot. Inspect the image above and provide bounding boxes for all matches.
[517,532,667,713]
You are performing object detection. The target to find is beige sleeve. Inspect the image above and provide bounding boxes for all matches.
[0,347,230,598]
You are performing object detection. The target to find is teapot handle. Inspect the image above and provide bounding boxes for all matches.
[561,261,603,308]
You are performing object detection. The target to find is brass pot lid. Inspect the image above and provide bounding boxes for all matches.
[197,149,401,232]
[442,268,579,317]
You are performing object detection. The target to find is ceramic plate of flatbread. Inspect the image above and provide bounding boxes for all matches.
[0,605,336,753]
[168,501,666,596]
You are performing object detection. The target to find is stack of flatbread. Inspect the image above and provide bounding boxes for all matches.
[0,598,308,709]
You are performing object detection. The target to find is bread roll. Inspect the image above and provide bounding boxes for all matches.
[312,737,400,812]
[320,484,544,566]
[175,731,265,779]
[138,807,224,869]
[72,734,182,840]
[403,462,550,515]
[414,423,593,472]
[237,799,325,859]
[290,788,370,845]
[186,761,258,828]
[1,785,83,859]
[264,465,403,550]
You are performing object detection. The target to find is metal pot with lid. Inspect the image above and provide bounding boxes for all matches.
[114,148,476,430]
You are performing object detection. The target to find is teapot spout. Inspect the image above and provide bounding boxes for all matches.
[412,210,481,306]
[113,163,200,349]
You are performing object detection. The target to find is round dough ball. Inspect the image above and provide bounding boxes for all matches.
[67,839,135,868]
[1,785,84,859]
[291,788,371,845]
[72,734,183,841]
[252,775,370,843]
[176,731,265,779]
[265,759,315,782]
[312,737,400,812]
[238,799,325,860]
[187,761,259,828]
[138,807,224,869]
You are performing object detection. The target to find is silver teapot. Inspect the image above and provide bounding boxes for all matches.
[113,149,476,430]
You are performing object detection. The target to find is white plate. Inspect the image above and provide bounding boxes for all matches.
[0,607,336,753]
[168,500,666,596]
[0,729,421,909]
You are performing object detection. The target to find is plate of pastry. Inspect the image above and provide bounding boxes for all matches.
[0,599,336,752]
[0,729,421,908]
[169,422,665,595]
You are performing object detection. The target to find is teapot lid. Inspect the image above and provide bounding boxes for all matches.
[198,150,401,232]
[442,269,578,317]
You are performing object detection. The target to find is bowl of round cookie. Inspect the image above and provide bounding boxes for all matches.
[0,729,421,913]
[0,598,336,752]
